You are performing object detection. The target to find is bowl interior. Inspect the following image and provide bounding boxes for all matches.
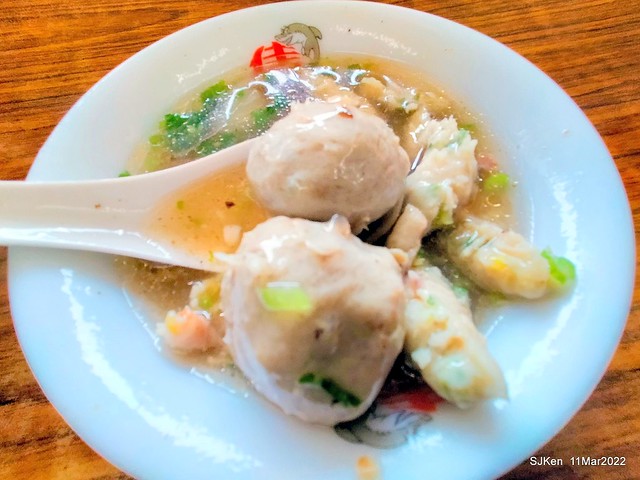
[9,2,634,479]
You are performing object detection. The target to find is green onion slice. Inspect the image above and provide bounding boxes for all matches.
[541,248,576,288]
[446,128,469,148]
[259,282,313,313]
[299,373,362,407]
[200,80,229,103]
[482,171,511,192]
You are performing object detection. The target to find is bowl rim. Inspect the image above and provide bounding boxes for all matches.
[9,1,636,479]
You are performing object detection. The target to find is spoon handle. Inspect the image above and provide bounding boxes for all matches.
[0,140,251,270]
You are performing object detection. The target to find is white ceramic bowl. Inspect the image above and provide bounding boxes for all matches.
[8,2,634,479]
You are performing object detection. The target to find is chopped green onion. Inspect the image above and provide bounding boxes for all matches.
[299,372,316,384]
[259,282,313,313]
[452,285,469,301]
[198,293,214,310]
[412,247,428,268]
[299,372,362,407]
[458,123,477,133]
[542,248,576,288]
[446,128,469,148]
[148,134,165,147]
[252,105,279,132]
[160,84,228,154]
[322,379,362,407]
[433,205,454,228]
[483,172,511,192]
[462,231,480,250]
[163,113,189,130]
[118,170,131,178]
[176,200,185,210]
[200,80,229,103]
[161,111,207,153]
[197,279,221,310]
[426,294,438,306]
[195,132,238,157]
[347,63,363,70]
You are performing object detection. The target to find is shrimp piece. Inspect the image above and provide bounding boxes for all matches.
[442,215,550,299]
[158,306,224,352]
[476,152,499,171]
[404,116,479,233]
[404,266,507,408]
[158,275,226,352]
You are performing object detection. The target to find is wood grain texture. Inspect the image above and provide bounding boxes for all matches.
[0,0,638,478]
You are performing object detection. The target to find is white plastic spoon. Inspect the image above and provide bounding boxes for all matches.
[0,139,253,271]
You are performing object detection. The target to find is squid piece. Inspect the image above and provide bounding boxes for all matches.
[404,266,507,408]
[404,115,479,233]
[442,215,551,299]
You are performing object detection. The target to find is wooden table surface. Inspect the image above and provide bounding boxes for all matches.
[0,0,638,478]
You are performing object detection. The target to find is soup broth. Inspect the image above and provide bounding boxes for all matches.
[147,163,268,259]
[122,55,513,332]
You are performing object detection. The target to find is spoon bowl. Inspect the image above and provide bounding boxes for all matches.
[0,139,253,270]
